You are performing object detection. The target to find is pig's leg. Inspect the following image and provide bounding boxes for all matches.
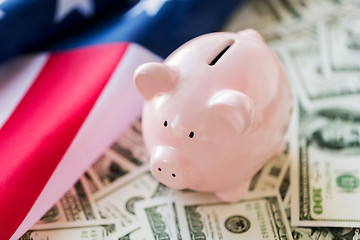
[215,179,251,202]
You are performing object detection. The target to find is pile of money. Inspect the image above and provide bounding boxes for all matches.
[21,0,360,239]
[227,0,360,239]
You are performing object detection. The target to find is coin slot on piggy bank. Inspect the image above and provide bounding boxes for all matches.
[209,39,234,66]
[134,29,293,202]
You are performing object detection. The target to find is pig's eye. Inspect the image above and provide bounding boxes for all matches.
[164,121,168,127]
[189,131,194,138]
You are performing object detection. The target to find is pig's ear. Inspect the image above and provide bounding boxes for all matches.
[134,62,178,101]
[208,90,255,135]
[237,29,264,42]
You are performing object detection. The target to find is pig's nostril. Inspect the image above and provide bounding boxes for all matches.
[158,168,162,171]
[172,173,176,177]
[189,131,194,138]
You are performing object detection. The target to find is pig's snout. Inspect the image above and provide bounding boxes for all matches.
[150,146,197,190]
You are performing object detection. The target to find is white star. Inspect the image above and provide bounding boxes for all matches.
[127,0,168,19]
[54,0,94,23]
[0,0,6,20]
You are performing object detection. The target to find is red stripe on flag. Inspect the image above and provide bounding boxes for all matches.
[0,43,129,239]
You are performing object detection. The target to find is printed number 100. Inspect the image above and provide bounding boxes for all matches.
[312,188,323,215]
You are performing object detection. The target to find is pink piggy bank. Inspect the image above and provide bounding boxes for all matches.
[134,29,293,201]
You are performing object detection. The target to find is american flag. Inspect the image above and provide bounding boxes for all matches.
[0,0,243,62]
[0,0,245,239]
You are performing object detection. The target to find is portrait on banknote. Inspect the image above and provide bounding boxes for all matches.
[302,108,360,154]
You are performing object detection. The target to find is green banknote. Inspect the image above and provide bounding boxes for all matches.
[319,11,360,73]
[135,198,180,240]
[94,166,170,228]
[175,192,292,240]
[292,106,360,227]
[21,221,119,240]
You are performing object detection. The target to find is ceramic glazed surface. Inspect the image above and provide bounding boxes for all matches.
[134,29,293,201]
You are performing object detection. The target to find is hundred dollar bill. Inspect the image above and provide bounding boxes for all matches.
[318,11,360,75]
[134,192,218,240]
[292,106,360,227]
[22,221,120,240]
[223,0,341,41]
[85,151,133,194]
[109,118,148,167]
[175,192,292,240]
[135,197,181,240]
[286,199,360,240]
[34,178,100,228]
[276,40,360,111]
[92,152,131,185]
[93,165,170,228]
[249,151,290,193]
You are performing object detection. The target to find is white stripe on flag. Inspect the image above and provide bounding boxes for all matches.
[0,54,48,129]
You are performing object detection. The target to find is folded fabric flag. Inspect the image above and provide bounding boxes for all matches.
[0,43,161,240]
[0,0,243,62]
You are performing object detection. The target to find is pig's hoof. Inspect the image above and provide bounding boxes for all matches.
[215,180,251,202]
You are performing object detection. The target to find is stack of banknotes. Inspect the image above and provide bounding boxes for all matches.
[21,0,360,239]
